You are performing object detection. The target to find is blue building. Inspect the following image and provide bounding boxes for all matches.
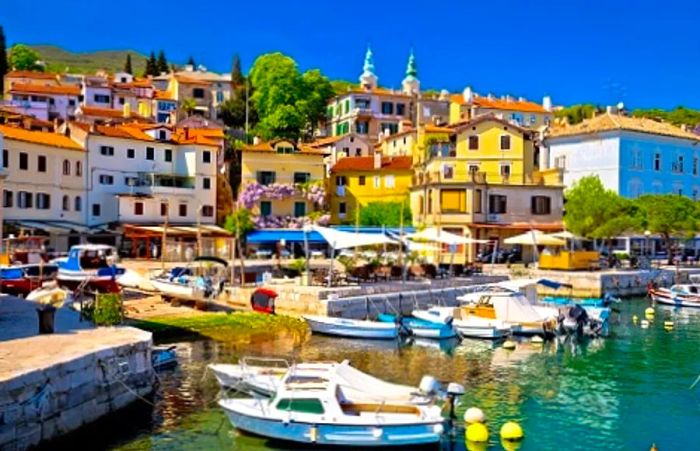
[546,112,700,199]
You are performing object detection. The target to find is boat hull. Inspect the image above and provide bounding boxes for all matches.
[453,320,511,339]
[56,274,120,293]
[303,315,398,340]
[150,278,198,301]
[652,291,700,308]
[221,401,442,447]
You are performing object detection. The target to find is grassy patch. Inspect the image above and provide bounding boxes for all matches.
[128,311,308,343]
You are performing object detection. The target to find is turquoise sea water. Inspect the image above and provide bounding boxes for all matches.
[53,298,700,450]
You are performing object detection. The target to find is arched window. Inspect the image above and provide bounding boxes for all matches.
[75,161,82,177]
[63,160,71,176]
[62,195,69,211]
[74,196,82,212]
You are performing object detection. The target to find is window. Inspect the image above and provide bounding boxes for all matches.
[257,171,276,185]
[631,148,643,170]
[192,88,205,98]
[119,97,125,105]
[134,202,144,216]
[373,175,381,188]
[203,151,212,163]
[339,202,347,214]
[179,204,187,217]
[554,155,567,169]
[385,175,395,188]
[380,122,398,135]
[2,149,7,168]
[93,94,110,103]
[294,202,306,217]
[216,91,224,103]
[500,164,511,178]
[146,147,155,160]
[203,177,211,190]
[468,164,480,174]
[673,155,684,173]
[500,135,511,150]
[62,159,71,175]
[18,191,33,209]
[468,136,479,150]
[276,146,295,154]
[62,195,69,211]
[36,193,50,210]
[92,204,101,216]
[68,99,76,107]
[100,146,115,156]
[381,102,394,115]
[75,196,81,211]
[124,176,137,186]
[443,164,454,180]
[530,114,537,125]
[474,189,483,213]
[75,161,82,176]
[335,175,347,186]
[19,152,28,170]
[293,172,310,184]
[260,201,272,217]
[441,189,466,213]
[99,175,114,185]
[127,148,135,159]
[160,202,169,216]
[489,194,507,214]
[358,175,366,186]
[654,152,661,171]
[275,398,325,415]
[355,148,362,156]
[202,205,214,217]
[396,103,406,116]
[164,149,172,162]
[37,155,47,173]
[694,157,699,176]
[531,196,552,215]
[344,99,350,114]
[3,190,13,208]
[356,121,369,134]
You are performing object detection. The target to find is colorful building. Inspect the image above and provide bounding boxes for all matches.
[239,139,329,227]
[329,154,413,224]
[410,115,564,263]
[546,111,700,199]
[449,88,553,129]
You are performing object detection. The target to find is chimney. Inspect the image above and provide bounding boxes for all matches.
[374,151,382,169]
[506,95,514,103]
[606,105,614,114]
[542,96,552,112]
[518,96,526,102]
[253,136,261,145]
[462,86,474,104]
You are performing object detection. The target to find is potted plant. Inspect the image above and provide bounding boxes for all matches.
[27,282,68,334]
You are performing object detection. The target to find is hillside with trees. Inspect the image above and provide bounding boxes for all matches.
[26,45,148,74]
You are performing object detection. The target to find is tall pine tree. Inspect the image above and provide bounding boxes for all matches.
[124,53,133,74]
[187,56,196,67]
[231,54,244,87]
[144,51,157,76]
[156,50,168,74]
[0,26,7,93]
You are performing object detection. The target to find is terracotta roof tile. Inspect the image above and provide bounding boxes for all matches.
[451,94,547,113]
[78,106,148,120]
[154,90,175,100]
[6,71,58,81]
[174,74,211,85]
[10,82,80,96]
[331,155,412,173]
[549,113,700,141]
[93,124,155,141]
[242,140,327,155]
[0,125,83,151]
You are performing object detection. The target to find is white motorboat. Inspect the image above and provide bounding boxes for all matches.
[453,316,512,339]
[650,284,700,308]
[218,364,445,447]
[303,315,399,339]
[57,244,125,293]
[150,256,228,303]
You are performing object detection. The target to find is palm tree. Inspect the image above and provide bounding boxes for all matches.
[181,98,197,117]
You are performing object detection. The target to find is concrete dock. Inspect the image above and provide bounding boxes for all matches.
[0,296,155,450]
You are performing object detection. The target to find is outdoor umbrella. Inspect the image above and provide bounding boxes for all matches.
[504,230,566,246]
[406,227,489,245]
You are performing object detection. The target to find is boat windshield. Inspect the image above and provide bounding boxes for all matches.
[80,249,114,269]
[275,398,325,414]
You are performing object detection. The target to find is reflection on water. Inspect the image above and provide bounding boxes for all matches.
[57,298,700,450]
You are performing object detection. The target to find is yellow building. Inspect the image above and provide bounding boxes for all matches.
[449,88,553,129]
[240,139,328,225]
[410,115,564,263]
[329,154,413,224]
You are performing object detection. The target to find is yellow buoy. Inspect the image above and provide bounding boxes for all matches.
[501,438,523,451]
[464,407,486,424]
[650,443,658,451]
[500,421,524,441]
[465,440,488,451]
[503,340,516,350]
[645,307,655,316]
[664,321,674,328]
[632,315,639,324]
[466,422,489,443]
[531,335,544,344]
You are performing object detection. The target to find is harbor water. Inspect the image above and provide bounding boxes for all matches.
[49,298,700,450]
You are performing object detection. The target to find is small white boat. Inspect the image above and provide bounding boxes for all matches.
[651,284,700,308]
[453,316,512,339]
[150,256,228,303]
[218,364,445,447]
[303,315,399,339]
[57,244,125,293]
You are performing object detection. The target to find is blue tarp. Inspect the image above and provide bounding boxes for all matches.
[537,278,574,290]
[246,230,326,244]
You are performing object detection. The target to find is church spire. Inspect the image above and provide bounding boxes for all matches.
[401,48,420,95]
[363,46,375,75]
[359,45,378,90]
[405,48,417,79]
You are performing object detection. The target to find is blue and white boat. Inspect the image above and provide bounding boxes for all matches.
[218,363,445,447]
[57,244,125,293]
[303,315,399,339]
[377,311,457,339]
[150,256,228,303]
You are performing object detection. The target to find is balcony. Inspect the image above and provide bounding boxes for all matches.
[413,170,487,186]
[126,173,196,192]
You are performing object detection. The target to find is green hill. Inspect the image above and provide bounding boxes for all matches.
[27,45,148,75]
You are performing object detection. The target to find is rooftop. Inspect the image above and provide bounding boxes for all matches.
[331,155,413,173]
[5,70,58,81]
[451,94,547,113]
[0,124,83,151]
[78,106,151,121]
[242,139,328,155]
[548,112,700,141]
[9,83,81,96]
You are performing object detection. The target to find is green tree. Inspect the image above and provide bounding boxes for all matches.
[231,53,244,87]
[633,106,700,128]
[358,200,412,227]
[123,53,133,74]
[181,98,197,117]
[636,194,699,263]
[224,208,255,236]
[554,104,599,125]
[156,50,168,74]
[298,69,334,136]
[0,26,7,92]
[330,79,357,95]
[143,51,157,77]
[9,44,43,71]
[187,56,196,67]
[219,89,257,130]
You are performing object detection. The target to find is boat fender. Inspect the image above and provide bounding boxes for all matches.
[447,382,465,396]
[464,407,485,424]
[645,307,655,316]
[500,421,524,441]
[641,320,650,329]
[419,375,440,395]
[310,425,318,443]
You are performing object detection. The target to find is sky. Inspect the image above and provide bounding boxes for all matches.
[4,0,700,109]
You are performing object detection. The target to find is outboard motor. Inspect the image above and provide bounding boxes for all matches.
[563,304,589,336]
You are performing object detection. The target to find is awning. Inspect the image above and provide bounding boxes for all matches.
[504,230,566,246]
[123,224,232,237]
[313,226,398,250]
[472,222,564,231]
[12,221,107,235]
[406,227,489,245]
[246,229,325,244]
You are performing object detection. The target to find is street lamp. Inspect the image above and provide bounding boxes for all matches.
[303,224,311,286]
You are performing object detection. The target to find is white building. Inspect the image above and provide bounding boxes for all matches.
[82,76,112,108]
[0,129,5,253]
[0,124,87,250]
[6,83,80,121]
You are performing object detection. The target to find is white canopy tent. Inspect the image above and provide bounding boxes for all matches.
[504,230,566,247]
[547,230,577,240]
[406,227,489,245]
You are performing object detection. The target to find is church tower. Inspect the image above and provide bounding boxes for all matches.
[359,46,378,90]
[402,48,420,95]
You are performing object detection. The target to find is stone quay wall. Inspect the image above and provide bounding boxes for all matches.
[0,327,155,450]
